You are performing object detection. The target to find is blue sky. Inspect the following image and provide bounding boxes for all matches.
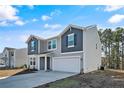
[0,5,124,52]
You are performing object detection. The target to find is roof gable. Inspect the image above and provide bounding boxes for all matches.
[25,24,97,43]
[3,47,15,53]
[59,24,83,36]
[26,35,44,43]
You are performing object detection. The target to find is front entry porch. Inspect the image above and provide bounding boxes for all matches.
[38,54,52,71]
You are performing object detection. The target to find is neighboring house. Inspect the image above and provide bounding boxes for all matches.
[0,47,28,68]
[26,24,101,73]
[0,53,5,67]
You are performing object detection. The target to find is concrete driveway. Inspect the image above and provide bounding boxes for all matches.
[0,71,77,88]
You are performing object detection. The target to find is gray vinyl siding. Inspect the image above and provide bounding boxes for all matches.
[28,38,38,55]
[61,27,83,53]
[43,40,48,52]
[40,40,45,53]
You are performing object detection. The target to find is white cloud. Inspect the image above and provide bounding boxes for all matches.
[41,15,51,21]
[41,9,62,21]
[32,18,38,22]
[0,5,19,21]
[44,24,62,30]
[5,37,12,42]
[108,14,124,24]
[0,21,8,26]
[50,9,62,16]
[27,5,34,9]
[0,5,27,26]
[15,20,25,26]
[104,5,124,12]
[20,35,29,42]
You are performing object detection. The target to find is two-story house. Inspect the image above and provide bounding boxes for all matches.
[0,47,28,68]
[26,24,101,73]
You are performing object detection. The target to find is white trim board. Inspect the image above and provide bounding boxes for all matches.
[61,51,83,55]
[53,56,81,59]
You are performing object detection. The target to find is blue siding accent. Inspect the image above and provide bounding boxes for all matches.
[61,27,83,53]
[28,37,38,55]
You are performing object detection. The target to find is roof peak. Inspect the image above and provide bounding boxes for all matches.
[26,24,97,43]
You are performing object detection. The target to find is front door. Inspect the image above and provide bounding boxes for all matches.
[47,57,51,70]
[40,57,51,70]
[40,57,45,70]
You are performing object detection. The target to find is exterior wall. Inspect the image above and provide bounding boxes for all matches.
[28,37,38,55]
[43,40,48,52]
[61,27,83,53]
[44,37,59,52]
[40,40,45,53]
[28,55,39,69]
[2,49,15,68]
[47,36,61,56]
[83,26,101,73]
[8,50,15,68]
[0,53,4,65]
[0,59,4,64]
[15,48,28,67]
[3,49,9,67]
[26,25,101,73]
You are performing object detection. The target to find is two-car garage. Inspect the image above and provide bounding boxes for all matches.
[52,56,81,73]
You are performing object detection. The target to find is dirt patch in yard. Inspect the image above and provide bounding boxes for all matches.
[36,70,124,88]
[0,69,37,78]
[0,69,24,77]
[13,69,37,76]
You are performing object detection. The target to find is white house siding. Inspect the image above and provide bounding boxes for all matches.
[15,48,28,67]
[27,25,101,73]
[28,55,39,69]
[4,49,9,67]
[83,26,101,73]
[9,50,15,67]
[0,54,4,65]
[0,59,4,65]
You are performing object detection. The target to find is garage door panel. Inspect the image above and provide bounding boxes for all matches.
[52,56,80,73]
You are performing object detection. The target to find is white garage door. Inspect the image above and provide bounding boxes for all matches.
[52,56,81,73]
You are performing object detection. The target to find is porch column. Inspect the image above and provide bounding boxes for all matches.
[45,55,47,71]
[37,56,40,70]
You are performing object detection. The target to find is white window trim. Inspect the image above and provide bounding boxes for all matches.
[68,45,74,48]
[67,33,75,48]
[47,39,57,51]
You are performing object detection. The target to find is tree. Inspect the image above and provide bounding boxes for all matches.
[98,27,124,69]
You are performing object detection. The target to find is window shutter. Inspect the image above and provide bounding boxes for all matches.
[74,34,77,45]
[66,36,68,46]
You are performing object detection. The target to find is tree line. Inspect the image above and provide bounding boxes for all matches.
[98,27,124,69]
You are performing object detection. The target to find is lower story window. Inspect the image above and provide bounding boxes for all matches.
[30,57,36,65]
[30,61,32,65]
[33,61,35,65]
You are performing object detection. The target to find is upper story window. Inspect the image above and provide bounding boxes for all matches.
[31,40,35,52]
[11,52,14,56]
[48,39,57,50]
[67,33,76,48]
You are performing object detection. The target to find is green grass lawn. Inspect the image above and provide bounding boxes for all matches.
[46,78,80,88]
